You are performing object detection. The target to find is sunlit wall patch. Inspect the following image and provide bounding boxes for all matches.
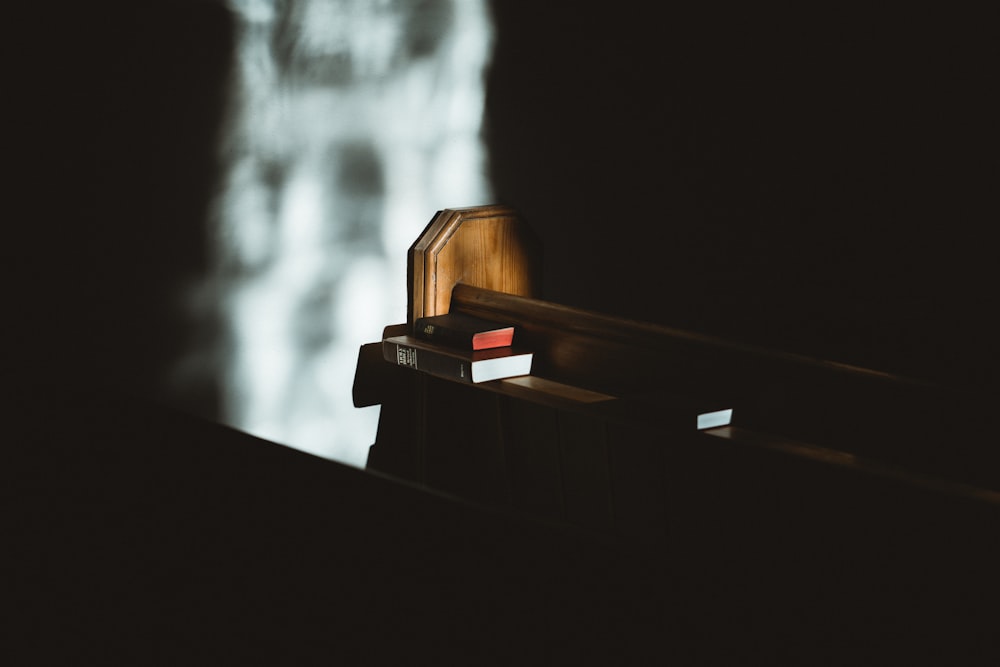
[184,0,495,466]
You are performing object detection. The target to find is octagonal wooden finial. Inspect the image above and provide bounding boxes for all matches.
[407,205,541,324]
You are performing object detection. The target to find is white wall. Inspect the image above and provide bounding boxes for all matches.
[192,0,494,465]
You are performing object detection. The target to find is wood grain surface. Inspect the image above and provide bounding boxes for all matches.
[407,205,541,323]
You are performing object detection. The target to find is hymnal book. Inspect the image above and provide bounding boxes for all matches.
[695,408,733,430]
[413,313,516,351]
[383,334,533,384]
[598,391,735,432]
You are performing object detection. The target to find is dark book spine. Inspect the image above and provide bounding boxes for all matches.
[383,338,472,383]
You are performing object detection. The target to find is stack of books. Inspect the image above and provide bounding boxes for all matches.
[382,313,533,384]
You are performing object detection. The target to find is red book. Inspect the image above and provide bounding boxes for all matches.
[413,313,516,350]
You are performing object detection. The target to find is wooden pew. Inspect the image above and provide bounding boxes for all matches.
[354,205,1000,541]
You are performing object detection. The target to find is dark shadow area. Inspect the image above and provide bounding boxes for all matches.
[485,3,998,392]
[8,2,234,417]
[6,336,1000,665]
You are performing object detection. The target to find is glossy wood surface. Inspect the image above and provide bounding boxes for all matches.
[407,205,541,323]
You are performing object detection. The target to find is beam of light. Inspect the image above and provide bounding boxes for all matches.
[184,0,494,466]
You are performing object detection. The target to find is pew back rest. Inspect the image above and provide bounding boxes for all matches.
[355,206,1000,537]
